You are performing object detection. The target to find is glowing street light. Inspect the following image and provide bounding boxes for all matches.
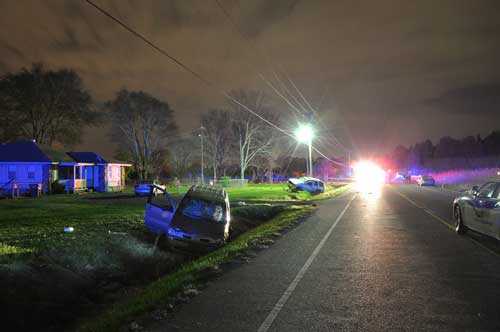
[295,124,314,177]
[198,126,206,184]
[295,123,314,143]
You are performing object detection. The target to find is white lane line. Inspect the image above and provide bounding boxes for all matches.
[257,194,357,332]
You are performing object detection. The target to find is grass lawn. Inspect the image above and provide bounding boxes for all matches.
[226,183,300,200]
[0,194,146,263]
[0,183,347,263]
[0,183,347,264]
[170,183,346,201]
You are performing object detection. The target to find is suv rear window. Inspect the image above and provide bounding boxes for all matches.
[181,198,225,223]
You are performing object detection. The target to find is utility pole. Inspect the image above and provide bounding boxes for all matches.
[199,126,205,184]
[347,150,351,177]
[305,112,314,178]
[308,138,313,177]
[295,123,314,178]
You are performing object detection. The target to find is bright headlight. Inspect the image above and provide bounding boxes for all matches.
[353,160,385,193]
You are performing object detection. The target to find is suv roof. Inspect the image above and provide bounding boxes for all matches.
[186,185,227,203]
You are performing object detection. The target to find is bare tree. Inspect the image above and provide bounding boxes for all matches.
[228,90,280,180]
[168,136,199,179]
[201,109,233,180]
[0,63,98,145]
[107,89,177,180]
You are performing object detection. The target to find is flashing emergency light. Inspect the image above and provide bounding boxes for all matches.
[353,160,386,194]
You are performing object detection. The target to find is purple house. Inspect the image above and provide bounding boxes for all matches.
[66,152,131,192]
[0,140,131,195]
[0,141,53,194]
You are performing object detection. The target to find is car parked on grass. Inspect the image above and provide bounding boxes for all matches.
[288,177,325,194]
[416,175,435,186]
[144,185,231,252]
[135,181,166,197]
[453,181,500,240]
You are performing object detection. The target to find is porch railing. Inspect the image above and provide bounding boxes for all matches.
[59,179,87,192]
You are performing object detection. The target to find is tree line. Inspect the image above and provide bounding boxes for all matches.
[390,132,500,170]
[0,63,311,182]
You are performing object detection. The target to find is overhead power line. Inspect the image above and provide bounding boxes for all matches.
[214,0,306,118]
[213,0,350,155]
[84,0,342,165]
[84,0,211,87]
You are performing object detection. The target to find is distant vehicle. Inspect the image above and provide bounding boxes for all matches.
[390,173,407,184]
[416,175,435,186]
[167,185,231,252]
[453,181,500,240]
[288,177,325,194]
[135,181,166,197]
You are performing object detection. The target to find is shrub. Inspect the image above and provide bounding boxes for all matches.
[51,181,65,194]
[220,176,231,187]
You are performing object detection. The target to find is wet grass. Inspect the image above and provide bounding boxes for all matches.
[0,194,146,263]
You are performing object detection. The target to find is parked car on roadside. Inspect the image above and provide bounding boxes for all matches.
[144,185,231,253]
[416,175,435,186]
[288,177,325,194]
[135,181,166,197]
[453,181,500,240]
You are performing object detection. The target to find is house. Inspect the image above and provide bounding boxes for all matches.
[0,140,53,195]
[0,140,131,195]
[66,152,130,192]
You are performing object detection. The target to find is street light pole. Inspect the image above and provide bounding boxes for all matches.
[199,126,205,184]
[294,123,315,178]
[200,134,204,184]
[308,138,313,177]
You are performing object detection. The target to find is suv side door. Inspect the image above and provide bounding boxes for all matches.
[144,187,177,235]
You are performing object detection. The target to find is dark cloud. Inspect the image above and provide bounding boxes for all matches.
[51,26,81,51]
[0,0,499,157]
[0,41,26,60]
[427,83,500,115]
[0,60,7,72]
[239,0,300,37]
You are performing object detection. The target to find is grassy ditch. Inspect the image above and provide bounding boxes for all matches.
[76,206,314,332]
[0,204,311,331]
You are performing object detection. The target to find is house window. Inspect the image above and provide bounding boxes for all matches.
[28,166,35,179]
[8,166,16,180]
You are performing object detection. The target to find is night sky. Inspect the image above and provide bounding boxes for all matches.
[1,0,500,159]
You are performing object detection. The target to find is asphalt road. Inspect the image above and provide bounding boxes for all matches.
[149,185,500,331]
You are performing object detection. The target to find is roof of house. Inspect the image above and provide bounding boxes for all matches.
[0,141,130,165]
[67,152,108,164]
[0,140,52,162]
